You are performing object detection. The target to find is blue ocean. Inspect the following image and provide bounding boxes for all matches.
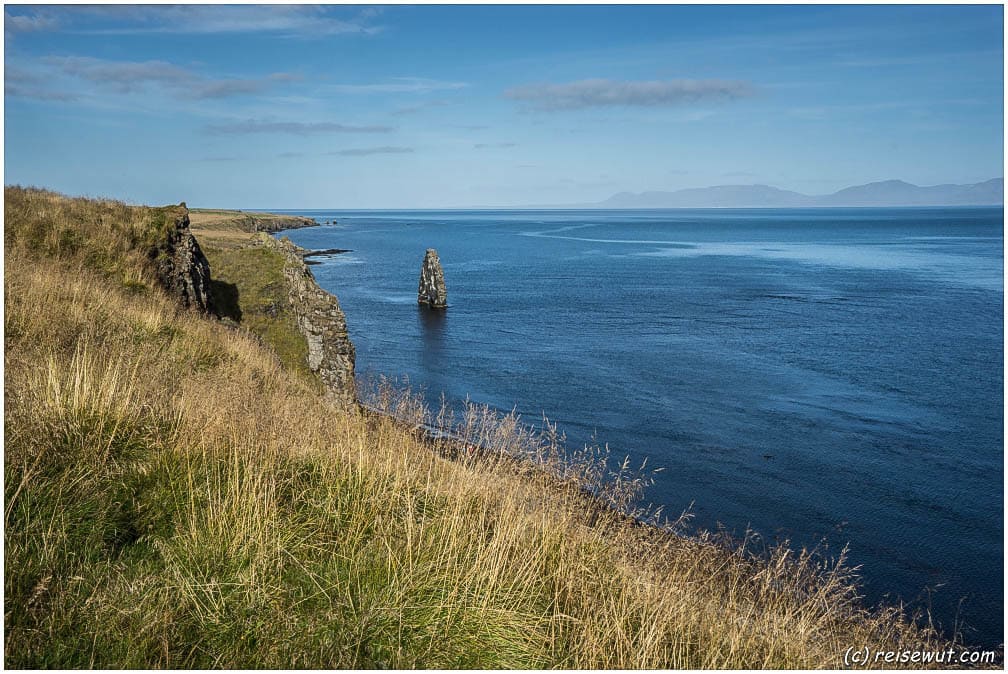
[276,207,1003,647]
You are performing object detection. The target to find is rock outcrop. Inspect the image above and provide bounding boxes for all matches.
[151,204,215,314]
[243,213,319,234]
[417,248,447,308]
[263,235,356,408]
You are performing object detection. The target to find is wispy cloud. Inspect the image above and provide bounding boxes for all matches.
[47,56,190,93]
[5,9,60,34]
[786,100,932,120]
[474,142,517,149]
[201,146,412,161]
[4,82,77,101]
[4,66,78,101]
[505,78,755,111]
[329,77,468,94]
[206,119,395,135]
[392,99,452,115]
[31,55,297,100]
[326,146,414,156]
[14,5,384,37]
[189,73,301,99]
[835,48,1001,69]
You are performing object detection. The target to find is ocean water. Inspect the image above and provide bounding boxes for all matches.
[275,207,1004,647]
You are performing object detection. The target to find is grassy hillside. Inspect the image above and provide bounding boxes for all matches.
[188,208,315,383]
[4,187,953,668]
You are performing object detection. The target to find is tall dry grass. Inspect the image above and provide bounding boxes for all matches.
[4,187,960,668]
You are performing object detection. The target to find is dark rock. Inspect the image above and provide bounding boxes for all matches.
[417,248,447,308]
[151,206,215,314]
[245,214,319,234]
[302,247,352,259]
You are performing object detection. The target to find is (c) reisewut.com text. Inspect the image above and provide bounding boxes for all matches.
[844,646,998,667]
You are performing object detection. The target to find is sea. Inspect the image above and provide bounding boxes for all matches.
[273,207,1004,648]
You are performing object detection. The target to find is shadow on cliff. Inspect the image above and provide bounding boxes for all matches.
[209,279,242,322]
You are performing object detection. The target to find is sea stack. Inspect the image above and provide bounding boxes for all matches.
[417,248,447,308]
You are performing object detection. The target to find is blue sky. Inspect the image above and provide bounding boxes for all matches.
[4,4,1004,208]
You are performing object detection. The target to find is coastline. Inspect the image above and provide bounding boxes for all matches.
[5,191,989,667]
[260,207,999,648]
[189,207,320,234]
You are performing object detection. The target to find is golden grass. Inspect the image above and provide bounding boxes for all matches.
[4,187,964,668]
[189,207,314,245]
[188,209,257,249]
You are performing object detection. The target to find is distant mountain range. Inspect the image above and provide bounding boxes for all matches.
[591,178,1003,208]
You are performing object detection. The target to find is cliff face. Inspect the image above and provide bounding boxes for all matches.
[263,235,357,407]
[151,205,215,314]
[418,248,447,308]
[245,213,318,234]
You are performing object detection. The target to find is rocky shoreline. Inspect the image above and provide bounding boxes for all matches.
[244,212,319,234]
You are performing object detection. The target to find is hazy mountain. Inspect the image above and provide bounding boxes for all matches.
[594,178,1003,208]
[819,179,1004,206]
[603,184,813,208]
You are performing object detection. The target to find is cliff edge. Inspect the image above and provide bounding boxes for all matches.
[261,234,357,407]
[150,204,215,314]
[244,212,318,234]
[187,208,320,236]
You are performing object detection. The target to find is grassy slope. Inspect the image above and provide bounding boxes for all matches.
[4,188,953,668]
[188,209,314,383]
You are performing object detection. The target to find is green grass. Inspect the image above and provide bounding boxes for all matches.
[4,185,182,293]
[201,245,314,383]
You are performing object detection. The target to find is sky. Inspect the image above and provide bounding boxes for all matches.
[3,3,1004,208]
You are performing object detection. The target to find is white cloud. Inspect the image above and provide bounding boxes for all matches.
[327,146,414,156]
[505,78,755,111]
[16,56,299,101]
[328,78,468,94]
[5,10,60,33]
[206,120,394,135]
[41,5,384,37]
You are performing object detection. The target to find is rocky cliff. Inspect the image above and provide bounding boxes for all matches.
[262,234,357,407]
[244,213,318,234]
[151,205,215,314]
[418,248,447,308]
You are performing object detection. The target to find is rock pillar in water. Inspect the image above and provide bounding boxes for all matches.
[417,248,447,308]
